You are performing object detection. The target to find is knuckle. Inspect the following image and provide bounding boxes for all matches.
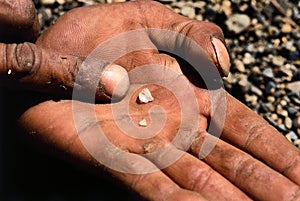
[288,187,300,201]
[129,174,144,190]
[136,0,164,9]
[282,152,300,177]
[15,42,37,73]
[234,157,257,182]
[243,122,269,149]
[186,164,214,191]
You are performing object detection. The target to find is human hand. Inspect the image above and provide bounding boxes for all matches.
[5,0,300,200]
[0,0,129,100]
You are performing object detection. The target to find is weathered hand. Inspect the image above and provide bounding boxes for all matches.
[0,0,129,100]
[3,0,300,200]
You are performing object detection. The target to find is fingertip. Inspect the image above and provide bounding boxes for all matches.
[211,36,231,77]
[100,64,129,100]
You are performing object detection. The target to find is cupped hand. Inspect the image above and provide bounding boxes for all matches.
[3,0,300,200]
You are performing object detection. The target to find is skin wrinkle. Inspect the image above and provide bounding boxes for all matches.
[189,131,207,154]
[18,43,41,79]
[242,122,269,149]
[222,96,257,144]
[170,20,197,54]
[285,187,300,201]
[233,156,257,185]
[136,0,148,28]
[190,164,214,192]
[282,153,300,175]
[202,139,300,200]
[138,0,161,30]
[64,56,80,86]
[13,44,20,70]
[16,43,33,72]
[223,95,300,185]
[220,145,248,183]
[174,20,216,59]
[2,43,31,74]
[161,152,252,201]
[289,188,300,201]
[157,2,167,30]
[27,42,36,72]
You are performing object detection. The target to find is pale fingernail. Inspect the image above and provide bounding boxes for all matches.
[100,64,129,99]
[211,37,231,77]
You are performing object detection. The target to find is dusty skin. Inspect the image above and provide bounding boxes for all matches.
[0,0,300,200]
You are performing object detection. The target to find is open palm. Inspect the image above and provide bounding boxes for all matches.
[1,1,299,200]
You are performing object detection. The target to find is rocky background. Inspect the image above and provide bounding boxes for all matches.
[35,0,300,149]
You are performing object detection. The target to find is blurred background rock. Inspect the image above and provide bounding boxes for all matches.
[35,0,300,147]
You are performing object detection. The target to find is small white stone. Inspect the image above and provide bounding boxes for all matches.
[138,88,154,103]
[234,59,245,72]
[294,139,300,147]
[285,117,293,129]
[40,0,56,5]
[286,81,300,93]
[225,14,251,34]
[56,0,65,5]
[7,69,11,75]
[181,5,195,19]
[139,119,147,127]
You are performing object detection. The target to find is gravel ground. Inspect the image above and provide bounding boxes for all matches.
[35,0,300,149]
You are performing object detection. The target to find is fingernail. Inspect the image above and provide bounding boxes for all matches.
[211,37,230,77]
[100,64,129,99]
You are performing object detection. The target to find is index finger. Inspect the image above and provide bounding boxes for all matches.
[0,42,129,101]
[222,93,300,185]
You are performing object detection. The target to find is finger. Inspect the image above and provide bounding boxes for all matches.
[221,93,300,185]
[190,132,300,201]
[80,125,207,201]
[0,42,129,101]
[34,1,230,79]
[115,50,182,73]
[159,150,251,201]
[20,100,207,201]
[140,1,230,77]
[112,166,208,201]
[0,0,39,42]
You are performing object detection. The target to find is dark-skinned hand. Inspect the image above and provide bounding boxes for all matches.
[1,0,300,200]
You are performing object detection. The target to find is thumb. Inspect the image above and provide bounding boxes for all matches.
[0,42,129,101]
